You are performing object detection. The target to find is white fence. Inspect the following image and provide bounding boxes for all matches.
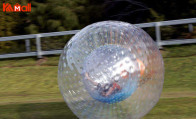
[0,18,196,59]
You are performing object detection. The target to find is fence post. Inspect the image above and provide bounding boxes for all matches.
[36,34,42,58]
[25,39,30,52]
[188,24,194,33]
[155,22,162,48]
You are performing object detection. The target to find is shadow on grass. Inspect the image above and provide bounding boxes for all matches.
[0,97,195,119]
[0,102,78,119]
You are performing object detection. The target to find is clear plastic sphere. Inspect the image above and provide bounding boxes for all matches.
[58,21,164,119]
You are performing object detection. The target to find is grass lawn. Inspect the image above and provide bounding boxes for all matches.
[0,97,195,119]
[0,44,195,119]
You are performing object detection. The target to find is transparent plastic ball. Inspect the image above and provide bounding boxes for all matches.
[58,21,164,119]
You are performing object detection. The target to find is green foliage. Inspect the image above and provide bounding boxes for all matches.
[41,35,73,50]
[0,0,28,53]
[25,0,87,33]
[0,0,28,36]
[0,41,15,54]
[0,0,196,53]
[147,9,164,22]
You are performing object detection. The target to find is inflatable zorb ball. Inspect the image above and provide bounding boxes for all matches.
[58,21,164,119]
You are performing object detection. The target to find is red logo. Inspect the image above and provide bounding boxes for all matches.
[3,3,31,12]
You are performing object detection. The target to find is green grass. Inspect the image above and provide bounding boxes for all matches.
[0,55,59,67]
[0,98,195,119]
[0,44,195,119]
[163,56,196,92]
[0,102,77,119]
[144,97,196,119]
[0,66,62,105]
[162,44,196,58]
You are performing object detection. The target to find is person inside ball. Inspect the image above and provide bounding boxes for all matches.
[85,72,122,97]
[135,47,161,86]
[84,58,147,97]
[137,58,145,84]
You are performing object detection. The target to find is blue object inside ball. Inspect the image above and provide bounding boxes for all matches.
[82,45,139,104]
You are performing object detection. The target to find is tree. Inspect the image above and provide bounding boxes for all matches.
[0,0,27,53]
[25,0,88,33]
[103,0,149,23]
